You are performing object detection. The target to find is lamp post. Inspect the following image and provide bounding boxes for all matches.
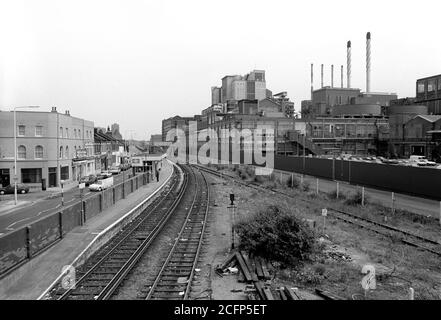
[60,179,65,206]
[13,106,40,205]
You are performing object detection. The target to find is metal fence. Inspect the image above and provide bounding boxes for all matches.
[272,155,441,201]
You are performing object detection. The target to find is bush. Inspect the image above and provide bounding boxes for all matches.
[327,189,346,200]
[301,181,310,192]
[345,189,369,206]
[235,205,317,265]
[287,175,300,189]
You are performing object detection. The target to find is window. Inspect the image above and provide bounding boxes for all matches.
[21,168,42,183]
[74,129,77,138]
[17,145,26,159]
[65,146,69,159]
[65,128,68,138]
[18,125,25,136]
[60,127,63,138]
[417,81,425,94]
[35,145,43,159]
[78,129,81,138]
[35,126,43,136]
[60,166,69,180]
[60,146,63,158]
[438,78,441,91]
[428,80,436,92]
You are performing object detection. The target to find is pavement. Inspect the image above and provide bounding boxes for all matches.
[0,171,133,236]
[0,160,173,300]
[275,169,441,219]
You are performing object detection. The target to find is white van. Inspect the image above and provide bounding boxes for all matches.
[89,176,114,191]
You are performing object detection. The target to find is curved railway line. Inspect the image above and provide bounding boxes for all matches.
[142,165,209,300]
[196,165,441,257]
[47,164,210,300]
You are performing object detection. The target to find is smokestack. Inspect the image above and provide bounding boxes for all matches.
[347,41,351,88]
[321,64,324,88]
[366,32,371,93]
[341,65,344,88]
[331,65,334,88]
[310,63,314,98]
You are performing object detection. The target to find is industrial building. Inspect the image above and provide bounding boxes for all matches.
[416,74,441,115]
[298,32,398,156]
[162,115,196,142]
[212,70,269,108]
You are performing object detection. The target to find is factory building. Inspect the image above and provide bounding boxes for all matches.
[416,74,441,115]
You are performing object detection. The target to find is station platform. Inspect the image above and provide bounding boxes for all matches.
[0,160,174,300]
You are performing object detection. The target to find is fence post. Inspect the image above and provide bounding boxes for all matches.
[439,201,441,226]
[316,178,319,194]
[291,173,294,188]
[122,182,125,199]
[26,226,32,259]
[361,187,365,206]
[391,192,395,215]
[113,187,116,204]
[336,181,339,199]
[81,200,86,225]
[409,288,414,300]
[280,172,282,184]
[301,175,304,184]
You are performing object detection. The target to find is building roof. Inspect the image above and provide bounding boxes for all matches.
[416,74,441,81]
[413,115,441,122]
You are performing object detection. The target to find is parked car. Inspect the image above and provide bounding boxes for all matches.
[89,177,114,191]
[109,166,121,174]
[0,183,30,195]
[100,171,113,178]
[79,174,97,186]
[409,155,437,167]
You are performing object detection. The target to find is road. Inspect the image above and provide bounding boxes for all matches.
[0,171,132,236]
[289,172,441,219]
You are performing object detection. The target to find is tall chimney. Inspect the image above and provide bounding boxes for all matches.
[341,65,344,88]
[321,64,324,88]
[347,41,351,88]
[311,63,314,98]
[331,65,334,88]
[366,32,371,93]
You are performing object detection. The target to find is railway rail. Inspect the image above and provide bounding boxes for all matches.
[142,165,210,300]
[196,164,441,257]
[48,165,187,300]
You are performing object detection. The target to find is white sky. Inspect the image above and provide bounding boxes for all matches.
[1,0,440,140]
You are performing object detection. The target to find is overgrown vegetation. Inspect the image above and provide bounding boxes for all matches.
[235,205,318,265]
[327,189,346,200]
[287,175,300,189]
[345,189,369,206]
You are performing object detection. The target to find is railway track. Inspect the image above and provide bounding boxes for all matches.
[141,165,210,300]
[196,165,441,257]
[48,165,187,300]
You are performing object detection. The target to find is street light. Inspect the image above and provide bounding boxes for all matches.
[14,106,40,205]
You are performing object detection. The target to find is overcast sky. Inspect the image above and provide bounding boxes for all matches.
[1,0,440,140]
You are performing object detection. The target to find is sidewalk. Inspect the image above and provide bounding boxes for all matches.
[0,160,174,300]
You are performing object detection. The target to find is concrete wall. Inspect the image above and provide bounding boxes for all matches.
[84,194,102,220]
[0,228,28,275]
[29,213,61,255]
[0,172,150,279]
[61,202,82,235]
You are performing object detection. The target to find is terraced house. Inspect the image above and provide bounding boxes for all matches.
[0,107,95,189]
